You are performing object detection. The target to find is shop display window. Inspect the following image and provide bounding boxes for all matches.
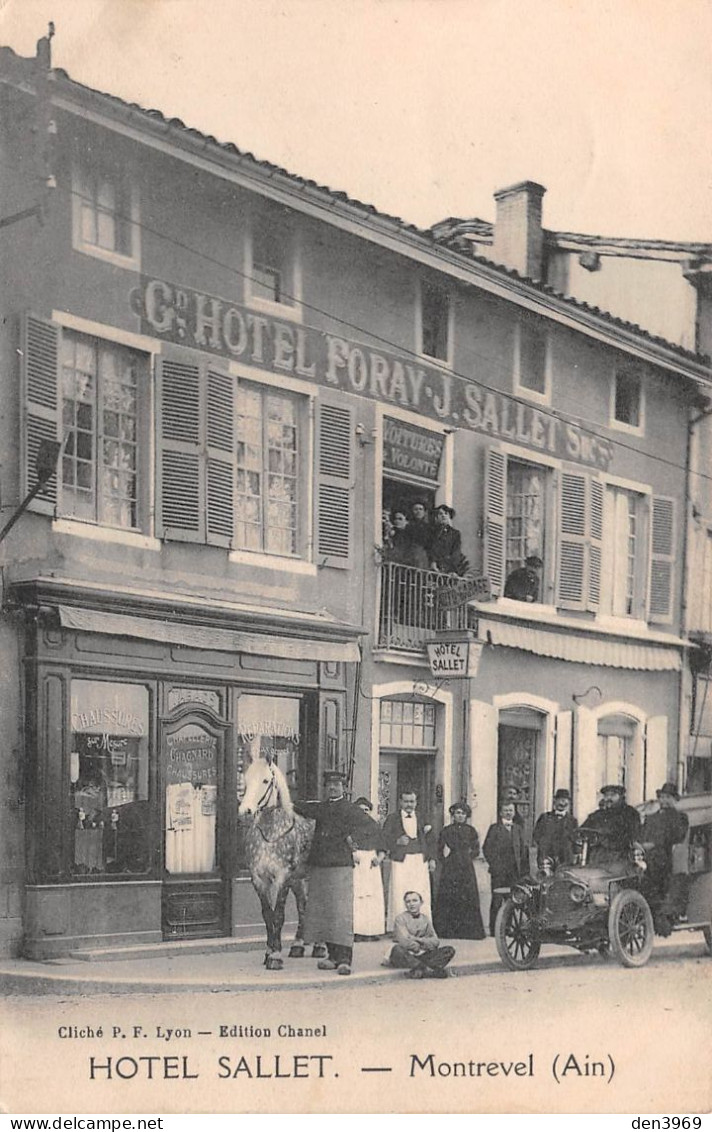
[70,679,150,875]
[236,694,302,798]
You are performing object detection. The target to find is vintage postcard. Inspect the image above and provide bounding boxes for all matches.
[0,0,711,1116]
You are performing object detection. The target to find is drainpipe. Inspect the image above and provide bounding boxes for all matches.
[679,403,712,790]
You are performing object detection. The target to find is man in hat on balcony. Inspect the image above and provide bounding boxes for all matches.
[532,789,579,870]
[640,782,689,909]
[295,771,374,976]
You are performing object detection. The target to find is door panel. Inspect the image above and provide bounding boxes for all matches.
[498,723,539,845]
[160,706,231,940]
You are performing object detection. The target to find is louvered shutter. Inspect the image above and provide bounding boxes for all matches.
[483,447,506,595]
[588,477,603,610]
[648,496,675,624]
[156,356,205,542]
[205,368,235,547]
[557,470,588,609]
[316,400,353,569]
[21,313,61,515]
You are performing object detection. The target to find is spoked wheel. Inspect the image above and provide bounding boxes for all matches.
[608,889,654,968]
[495,898,541,971]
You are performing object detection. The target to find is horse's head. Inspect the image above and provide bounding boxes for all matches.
[238,756,294,818]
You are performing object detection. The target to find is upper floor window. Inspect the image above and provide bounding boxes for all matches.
[245,216,301,318]
[515,319,549,402]
[611,367,644,433]
[502,458,551,602]
[600,486,648,617]
[60,332,147,530]
[236,383,301,555]
[72,159,140,268]
[419,280,451,364]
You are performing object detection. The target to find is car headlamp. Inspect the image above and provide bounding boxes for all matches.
[570,884,588,904]
[511,886,529,905]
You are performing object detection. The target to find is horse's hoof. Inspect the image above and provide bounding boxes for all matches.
[266,956,284,971]
[311,944,328,959]
[289,945,305,959]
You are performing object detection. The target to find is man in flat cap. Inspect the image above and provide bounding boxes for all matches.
[533,789,579,871]
[295,771,374,975]
[640,782,689,912]
[581,784,641,864]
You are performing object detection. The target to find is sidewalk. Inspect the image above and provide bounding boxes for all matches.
[0,934,579,996]
[0,932,698,997]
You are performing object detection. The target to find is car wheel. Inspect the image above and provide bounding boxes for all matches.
[495,898,541,971]
[608,889,654,968]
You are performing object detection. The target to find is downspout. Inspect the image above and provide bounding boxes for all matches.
[679,403,712,791]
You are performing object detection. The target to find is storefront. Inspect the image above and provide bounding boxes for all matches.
[15,579,359,958]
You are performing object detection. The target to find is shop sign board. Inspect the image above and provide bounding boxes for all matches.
[436,574,491,611]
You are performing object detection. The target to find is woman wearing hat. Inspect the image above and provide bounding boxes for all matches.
[433,802,486,940]
[351,797,386,939]
[428,504,464,575]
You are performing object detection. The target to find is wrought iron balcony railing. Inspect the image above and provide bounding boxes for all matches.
[377,561,473,651]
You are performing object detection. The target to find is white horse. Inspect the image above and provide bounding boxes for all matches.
[238,755,317,970]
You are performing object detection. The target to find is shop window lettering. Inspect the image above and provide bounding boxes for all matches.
[70,681,150,877]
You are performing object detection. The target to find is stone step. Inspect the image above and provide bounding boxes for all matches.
[67,934,264,963]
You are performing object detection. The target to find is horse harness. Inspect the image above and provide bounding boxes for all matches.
[253,767,295,842]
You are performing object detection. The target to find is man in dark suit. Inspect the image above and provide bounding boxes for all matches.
[483,801,528,935]
[382,790,436,930]
[581,783,641,864]
[533,788,579,870]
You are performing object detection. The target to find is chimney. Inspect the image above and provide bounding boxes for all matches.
[492,181,546,280]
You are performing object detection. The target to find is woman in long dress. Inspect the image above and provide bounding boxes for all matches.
[433,802,486,940]
[352,797,386,939]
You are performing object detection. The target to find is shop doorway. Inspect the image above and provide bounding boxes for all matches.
[160,705,233,940]
[497,708,545,845]
[378,752,436,821]
[597,714,642,803]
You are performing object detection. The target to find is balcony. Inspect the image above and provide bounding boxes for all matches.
[377,562,476,652]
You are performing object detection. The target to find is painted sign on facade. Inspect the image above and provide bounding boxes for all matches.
[382,417,445,483]
[131,276,614,470]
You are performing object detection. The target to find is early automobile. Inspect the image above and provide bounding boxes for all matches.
[495,793,712,970]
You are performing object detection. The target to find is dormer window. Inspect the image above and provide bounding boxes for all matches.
[419,280,452,364]
[72,157,140,268]
[245,215,301,319]
[612,367,644,432]
[515,318,550,402]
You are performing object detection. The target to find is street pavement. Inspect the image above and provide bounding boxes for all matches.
[0,927,707,995]
[0,939,709,1114]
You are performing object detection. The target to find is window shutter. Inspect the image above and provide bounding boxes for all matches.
[648,496,675,624]
[483,447,506,595]
[21,313,61,515]
[588,477,603,610]
[557,470,587,609]
[316,400,353,569]
[156,356,205,542]
[644,716,669,800]
[205,368,235,547]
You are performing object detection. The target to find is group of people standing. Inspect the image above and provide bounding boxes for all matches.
[382,499,468,576]
[293,771,689,978]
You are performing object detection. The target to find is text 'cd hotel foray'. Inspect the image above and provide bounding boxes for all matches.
[1,36,712,957]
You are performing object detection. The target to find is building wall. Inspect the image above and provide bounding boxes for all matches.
[0,75,704,954]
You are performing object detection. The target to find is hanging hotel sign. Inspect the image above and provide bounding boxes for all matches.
[426,636,484,678]
[382,417,444,483]
[131,276,614,470]
[435,573,492,611]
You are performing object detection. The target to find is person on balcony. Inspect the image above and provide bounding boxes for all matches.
[386,509,429,569]
[428,504,465,575]
[409,499,432,556]
[504,555,543,602]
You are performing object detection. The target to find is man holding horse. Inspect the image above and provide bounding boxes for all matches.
[295,770,375,976]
